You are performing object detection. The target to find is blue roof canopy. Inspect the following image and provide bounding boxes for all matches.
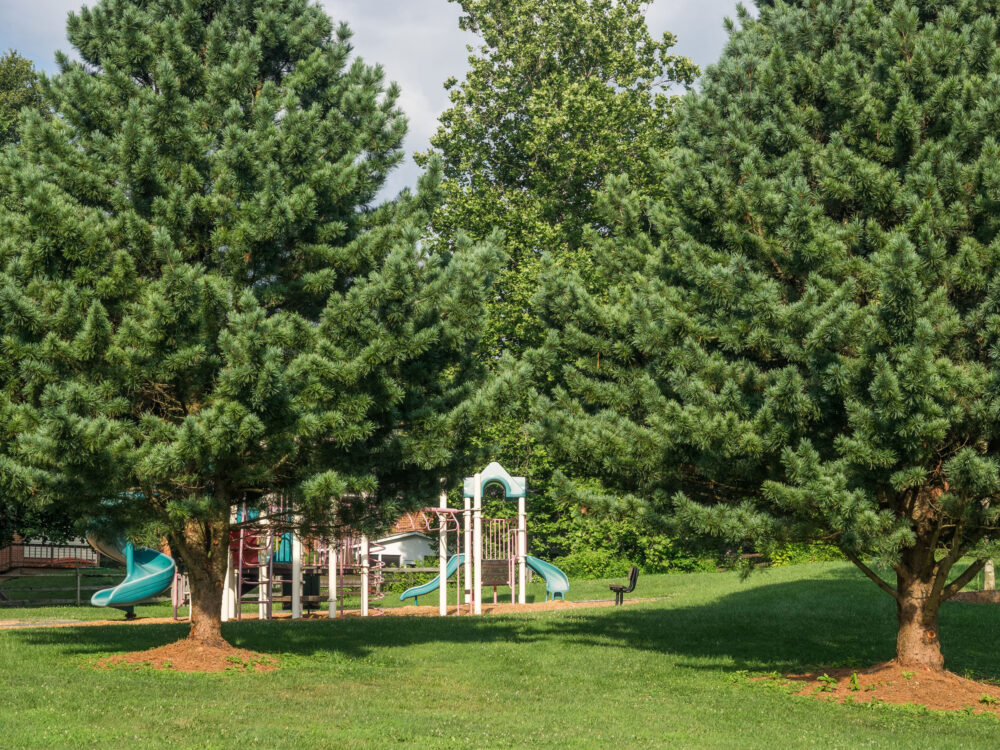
[463,461,526,498]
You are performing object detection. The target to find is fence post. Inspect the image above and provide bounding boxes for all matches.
[76,566,81,605]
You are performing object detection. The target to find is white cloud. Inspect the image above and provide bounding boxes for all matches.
[0,0,742,198]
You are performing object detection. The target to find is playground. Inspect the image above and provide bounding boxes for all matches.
[77,463,573,627]
[3,563,1000,748]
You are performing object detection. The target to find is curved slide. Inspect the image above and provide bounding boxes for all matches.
[525,555,569,601]
[400,553,570,604]
[400,554,465,604]
[87,535,176,610]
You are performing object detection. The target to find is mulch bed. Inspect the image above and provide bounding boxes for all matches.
[97,638,277,673]
[353,596,656,617]
[774,662,1000,715]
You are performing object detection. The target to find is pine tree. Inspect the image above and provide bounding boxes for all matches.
[0,0,498,645]
[533,0,1000,670]
[0,50,58,544]
[420,0,696,555]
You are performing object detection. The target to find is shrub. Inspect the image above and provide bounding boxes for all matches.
[764,542,845,567]
[553,549,632,579]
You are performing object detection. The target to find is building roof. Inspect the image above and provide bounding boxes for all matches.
[391,511,432,535]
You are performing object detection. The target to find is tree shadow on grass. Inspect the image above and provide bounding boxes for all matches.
[11,570,1000,680]
[10,610,542,662]
[543,574,1000,679]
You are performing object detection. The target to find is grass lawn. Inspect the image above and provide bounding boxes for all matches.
[2,562,999,748]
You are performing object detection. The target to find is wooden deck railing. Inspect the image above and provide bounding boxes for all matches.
[0,540,99,573]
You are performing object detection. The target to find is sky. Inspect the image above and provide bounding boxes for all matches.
[0,0,741,197]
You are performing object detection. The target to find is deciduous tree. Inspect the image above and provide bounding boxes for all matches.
[422,0,696,552]
[0,50,43,147]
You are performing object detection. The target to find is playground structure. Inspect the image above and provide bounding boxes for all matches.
[399,461,569,613]
[88,461,568,619]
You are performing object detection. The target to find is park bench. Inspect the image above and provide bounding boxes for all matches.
[609,566,638,605]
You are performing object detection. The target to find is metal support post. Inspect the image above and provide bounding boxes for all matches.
[361,535,370,617]
[473,472,483,615]
[291,530,303,619]
[518,491,527,604]
[439,488,448,616]
[328,541,338,618]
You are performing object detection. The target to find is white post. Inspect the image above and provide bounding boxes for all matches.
[473,472,483,615]
[221,548,236,622]
[258,521,268,620]
[328,541,338,618]
[439,488,448,616]
[291,531,303,619]
[986,560,996,591]
[518,490,527,605]
[361,535,370,617]
[464,494,472,605]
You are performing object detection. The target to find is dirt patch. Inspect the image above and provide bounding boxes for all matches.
[98,638,277,674]
[951,590,1000,604]
[776,662,1000,715]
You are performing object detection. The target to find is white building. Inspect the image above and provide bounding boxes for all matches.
[359,512,437,567]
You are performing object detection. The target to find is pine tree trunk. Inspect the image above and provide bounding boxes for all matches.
[187,568,226,646]
[171,517,230,647]
[895,573,944,670]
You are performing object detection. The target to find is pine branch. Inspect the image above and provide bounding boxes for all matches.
[943,558,988,601]
[842,548,899,601]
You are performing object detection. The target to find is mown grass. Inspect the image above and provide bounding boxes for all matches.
[2,562,999,748]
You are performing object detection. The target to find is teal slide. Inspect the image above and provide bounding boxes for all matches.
[525,555,570,601]
[400,553,570,604]
[400,553,465,604]
[88,535,176,610]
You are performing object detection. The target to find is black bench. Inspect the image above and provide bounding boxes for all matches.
[609,566,638,605]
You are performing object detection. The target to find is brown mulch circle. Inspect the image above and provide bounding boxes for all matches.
[774,662,1000,715]
[951,590,1000,604]
[97,638,277,674]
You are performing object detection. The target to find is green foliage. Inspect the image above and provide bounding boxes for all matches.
[423,0,696,359]
[0,0,499,626]
[550,515,721,577]
[531,0,1000,664]
[0,50,43,147]
[422,1,697,560]
[765,542,845,568]
[0,51,51,543]
[553,548,632,579]
[816,674,837,693]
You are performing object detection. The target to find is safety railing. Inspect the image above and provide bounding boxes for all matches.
[0,540,99,573]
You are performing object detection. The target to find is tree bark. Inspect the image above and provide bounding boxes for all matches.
[895,572,944,670]
[170,516,230,647]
